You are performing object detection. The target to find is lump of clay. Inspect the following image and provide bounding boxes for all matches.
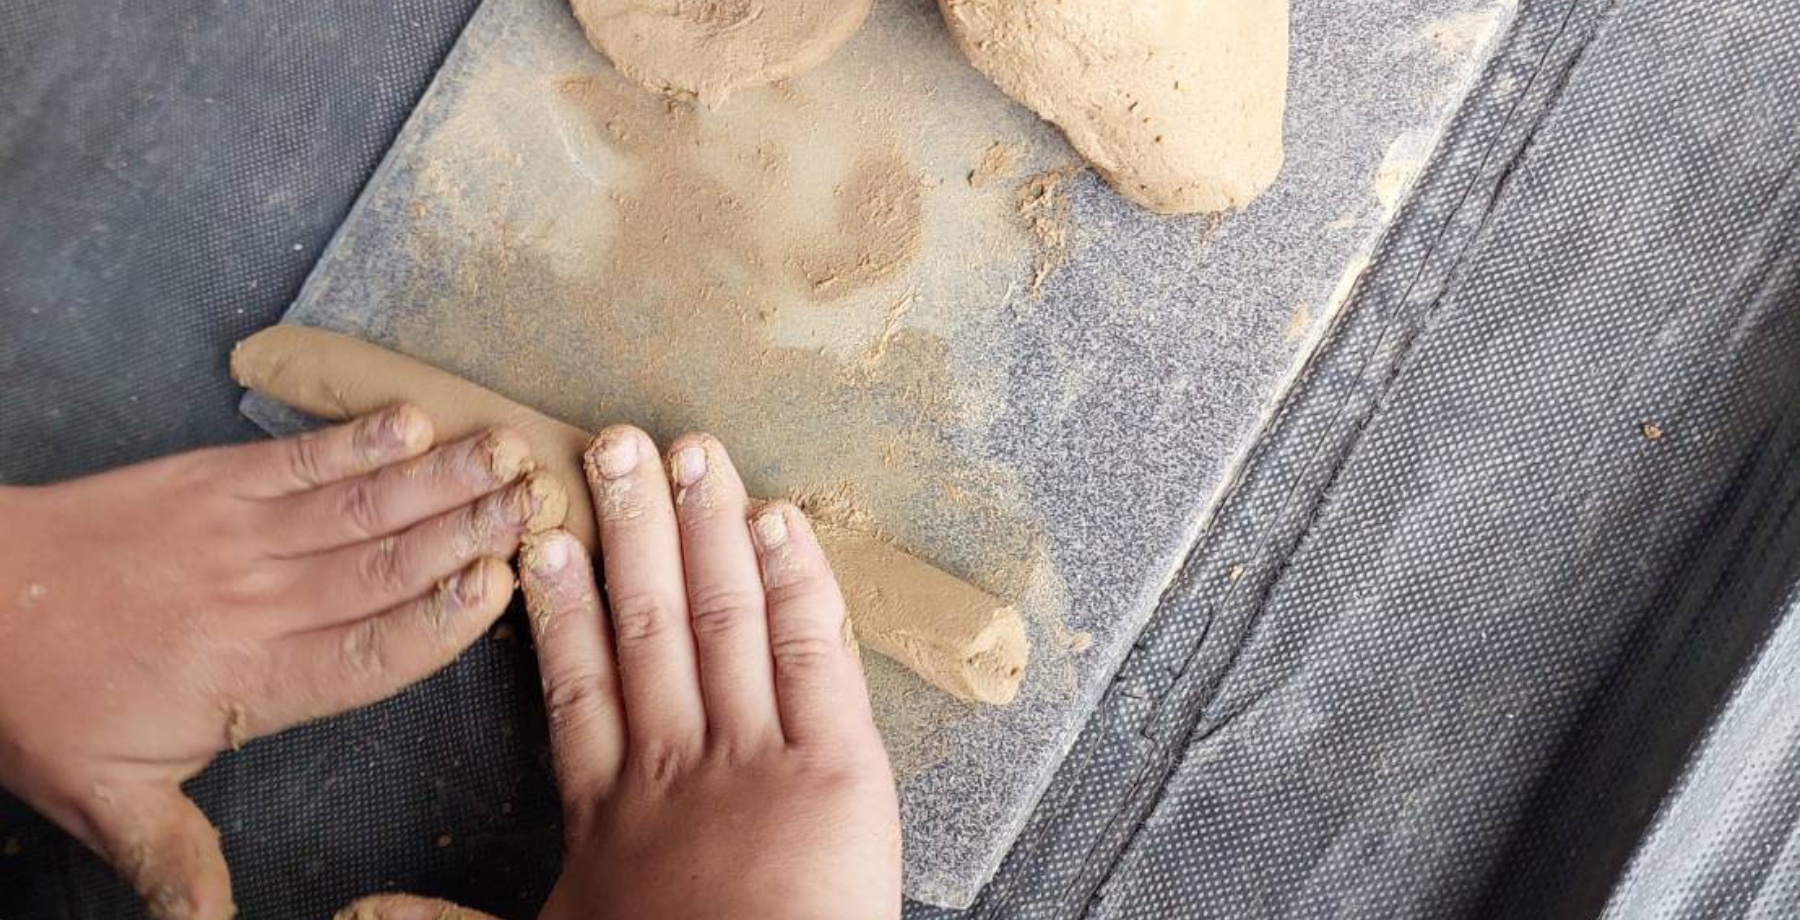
[939,0,1289,214]
[570,0,874,106]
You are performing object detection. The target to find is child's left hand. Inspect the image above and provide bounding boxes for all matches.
[0,405,560,920]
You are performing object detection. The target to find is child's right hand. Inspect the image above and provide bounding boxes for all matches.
[341,426,902,920]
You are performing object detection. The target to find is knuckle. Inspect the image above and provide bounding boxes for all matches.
[448,437,500,488]
[336,478,387,538]
[763,572,836,612]
[427,571,479,633]
[338,619,390,682]
[356,537,410,597]
[709,731,773,769]
[768,629,842,673]
[633,740,688,787]
[215,565,279,609]
[283,434,327,486]
[684,584,761,638]
[542,671,607,726]
[606,589,675,645]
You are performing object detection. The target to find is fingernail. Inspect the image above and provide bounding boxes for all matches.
[378,406,427,453]
[671,445,708,487]
[440,570,463,604]
[476,431,530,483]
[752,508,789,549]
[528,534,571,574]
[373,410,408,451]
[590,431,640,480]
[447,567,486,608]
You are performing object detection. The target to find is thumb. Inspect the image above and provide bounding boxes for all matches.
[87,783,234,920]
[336,893,504,920]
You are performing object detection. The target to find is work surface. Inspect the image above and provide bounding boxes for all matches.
[245,0,1510,905]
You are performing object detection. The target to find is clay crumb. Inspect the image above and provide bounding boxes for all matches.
[223,701,250,751]
[1016,166,1085,295]
[435,834,453,848]
[3,836,20,856]
[968,141,1019,188]
[795,150,926,299]
[1640,421,1665,441]
[518,470,570,532]
[791,480,877,535]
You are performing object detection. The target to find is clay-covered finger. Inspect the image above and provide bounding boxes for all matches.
[333,894,502,920]
[667,435,780,748]
[521,530,627,812]
[270,429,532,555]
[229,404,433,498]
[583,425,706,763]
[750,503,877,746]
[264,557,514,727]
[277,472,564,630]
[84,782,234,920]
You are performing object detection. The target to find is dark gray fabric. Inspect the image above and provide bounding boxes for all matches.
[922,0,1800,916]
[0,0,477,483]
[1596,422,1800,919]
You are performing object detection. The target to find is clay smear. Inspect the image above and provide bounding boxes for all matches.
[968,141,1019,188]
[1016,165,1085,295]
[796,149,926,298]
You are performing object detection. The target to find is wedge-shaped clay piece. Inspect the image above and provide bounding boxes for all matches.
[940,0,1289,214]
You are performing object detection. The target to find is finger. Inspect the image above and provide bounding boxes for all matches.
[227,404,434,498]
[263,557,514,727]
[750,503,877,746]
[270,429,532,555]
[278,471,565,630]
[335,894,502,920]
[86,783,234,920]
[521,530,627,813]
[666,435,779,748]
[584,425,705,763]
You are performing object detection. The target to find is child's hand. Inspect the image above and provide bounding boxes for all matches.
[526,428,901,920]
[340,427,902,920]
[0,406,560,920]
